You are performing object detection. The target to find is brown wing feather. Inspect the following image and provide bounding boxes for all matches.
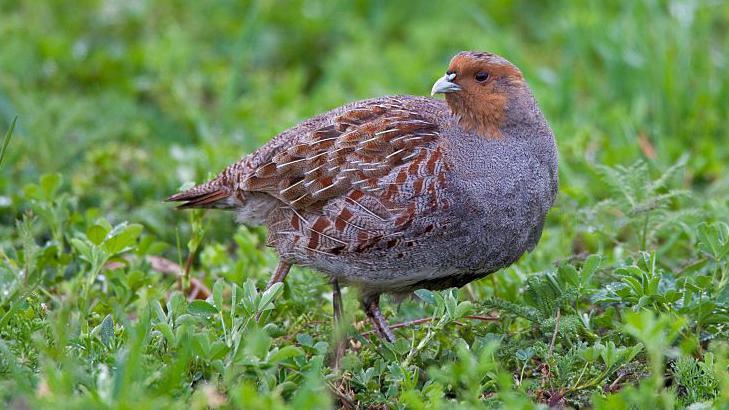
[167,187,231,209]
[243,104,440,211]
[168,99,452,257]
[252,101,452,257]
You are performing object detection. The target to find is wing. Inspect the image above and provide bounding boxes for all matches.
[242,100,453,257]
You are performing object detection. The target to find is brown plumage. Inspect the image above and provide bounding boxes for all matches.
[169,100,453,265]
[168,51,558,343]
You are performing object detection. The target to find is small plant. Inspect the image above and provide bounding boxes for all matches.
[671,354,719,406]
[583,157,697,250]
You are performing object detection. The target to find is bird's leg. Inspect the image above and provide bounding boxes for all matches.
[256,261,292,321]
[265,260,292,290]
[331,278,345,370]
[362,294,395,343]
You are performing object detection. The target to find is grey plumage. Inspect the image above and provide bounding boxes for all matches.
[168,51,558,340]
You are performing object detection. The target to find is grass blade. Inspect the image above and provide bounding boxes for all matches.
[0,116,16,168]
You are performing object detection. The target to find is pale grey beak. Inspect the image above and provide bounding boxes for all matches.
[430,73,460,96]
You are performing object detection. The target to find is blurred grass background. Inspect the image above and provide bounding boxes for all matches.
[2,0,727,235]
[1,0,729,408]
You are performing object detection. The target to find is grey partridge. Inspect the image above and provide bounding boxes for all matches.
[168,51,558,342]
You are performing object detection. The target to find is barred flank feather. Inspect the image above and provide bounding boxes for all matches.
[166,185,231,209]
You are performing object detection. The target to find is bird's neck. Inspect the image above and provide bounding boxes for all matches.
[447,87,542,140]
[446,93,507,139]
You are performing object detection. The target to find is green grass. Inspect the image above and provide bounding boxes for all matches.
[1,0,729,408]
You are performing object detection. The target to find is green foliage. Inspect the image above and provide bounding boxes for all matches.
[671,354,719,406]
[1,0,729,408]
[0,117,15,169]
[590,157,696,249]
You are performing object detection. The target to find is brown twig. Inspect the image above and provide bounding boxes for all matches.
[327,380,357,410]
[104,255,211,303]
[547,389,566,408]
[146,255,211,300]
[105,255,212,300]
[179,248,197,292]
[637,132,657,160]
[605,372,626,393]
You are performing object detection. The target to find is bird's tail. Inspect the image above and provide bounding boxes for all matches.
[166,180,233,209]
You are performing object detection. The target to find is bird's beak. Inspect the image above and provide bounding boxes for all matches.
[430,73,461,96]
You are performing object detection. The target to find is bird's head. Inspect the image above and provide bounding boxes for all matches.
[431,51,530,138]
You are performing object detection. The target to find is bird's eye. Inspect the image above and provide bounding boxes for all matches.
[474,72,489,82]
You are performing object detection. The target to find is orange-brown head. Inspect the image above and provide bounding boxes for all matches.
[431,51,528,138]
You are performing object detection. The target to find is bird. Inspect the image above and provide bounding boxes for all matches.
[168,51,558,343]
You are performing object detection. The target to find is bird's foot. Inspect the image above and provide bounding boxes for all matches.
[362,294,395,343]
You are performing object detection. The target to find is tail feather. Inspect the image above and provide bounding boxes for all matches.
[167,184,232,209]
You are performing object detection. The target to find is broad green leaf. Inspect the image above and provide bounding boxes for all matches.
[152,301,168,323]
[39,173,62,199]
[558,263,580,287]
[444,290,457,320]
[267,345,304,364]
[208,341,229,360]
[313,341,329,355]
[623,343,644,364]
[697,222,729,260]
[87,224,108,246]
[414,289,435,305]
[601,341,618,368]
[663,290,682,303]
[379,343,398,361]
[296,333,313,347]
[70,237,93,262]
[167,292,186,319]
[582,254,602,278]
[213,279,225,311]
[693,275,713,291]
[258,282,283,312]
[647,276,660,295]
[717,285,729,305]
[154,322,175,345]
[241,280,258,314]
[432,290,446,313]
[188,300,219,316]
[192,333,211,357]
[515,348,535,362]
[623,276,643,295]
[244,329,272,360]
[98,314,114,348]
[103,223,143,255]
[454,301,473,320]
[582,344,602,363]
